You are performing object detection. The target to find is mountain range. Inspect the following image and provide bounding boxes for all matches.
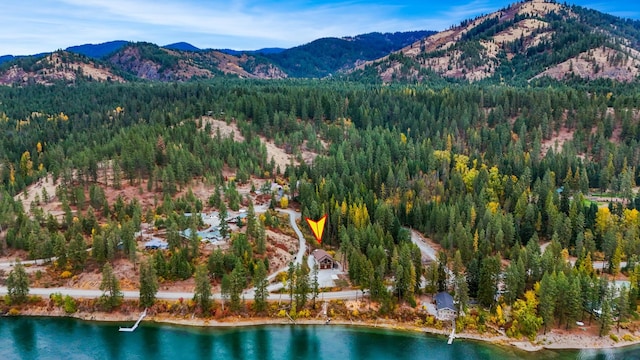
[1,0,639,85]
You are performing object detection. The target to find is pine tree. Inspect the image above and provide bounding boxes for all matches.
[295,264,310,311]
[599,283,614,337]
[139,260,158,308]
[616,286,630,331]
[6,261,29,304]
[478,255,500,308]
[538,272,557,334]
[253,261,268,313]
[69,233,87,271]
[566,274,582,329]
[255,221,266,255]
[311,263,320,309]
[193,265,212,315]
[100,263,123,310]
[287,261,296,304]
[219,202,230,240]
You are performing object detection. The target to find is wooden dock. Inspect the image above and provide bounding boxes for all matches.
[119,309,147,332]
[448,319,456,345]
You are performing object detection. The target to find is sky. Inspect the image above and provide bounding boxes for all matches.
[1,0,640,55]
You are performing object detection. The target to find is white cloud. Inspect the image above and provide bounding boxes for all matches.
[0,0,580,55]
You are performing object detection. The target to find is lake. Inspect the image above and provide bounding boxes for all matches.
[0,317,638,359]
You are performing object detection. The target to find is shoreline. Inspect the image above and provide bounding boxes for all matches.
[13,307,640,353]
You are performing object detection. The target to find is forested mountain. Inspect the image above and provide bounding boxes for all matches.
[3,1,640,84]
[261,30,435,78]
[162,42,201,52]
[356,0,640,84]
[0,31,433,83]
[66,41,129,59]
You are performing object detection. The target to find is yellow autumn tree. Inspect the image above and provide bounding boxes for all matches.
[19,150,33,178]
[279,195,289,209]
[595,207,615,236]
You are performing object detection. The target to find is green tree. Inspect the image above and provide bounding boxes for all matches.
[538,272,556,334]
[478,255,501,308]
[69,233,87,270]
[599,283,614,337]
[228,263,245,311]
[454,272,469,315]
[287,261,296,304]
[504,258,525,305]
[100,262,123,310]
[219,202,230,240]
[311,263,320,309]
[139,260,158,308]
[295,263,310,311]
[253,261,268,313]
[193,265,212,315]
[6,261,29,304]
[616,285,630,331]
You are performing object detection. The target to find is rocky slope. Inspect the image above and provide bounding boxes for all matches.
[358,0,640,84]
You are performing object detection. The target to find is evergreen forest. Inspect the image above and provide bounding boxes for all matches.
[1,78,640,338]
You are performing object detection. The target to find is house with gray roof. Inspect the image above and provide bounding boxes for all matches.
[434,292,457,320]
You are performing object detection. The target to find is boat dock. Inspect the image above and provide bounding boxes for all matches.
[119,309,147,332]
[448,319,456,345]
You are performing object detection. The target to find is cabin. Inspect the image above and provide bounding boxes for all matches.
[434,292,457,320]
[312,249,336,270]
[144,238,168,250]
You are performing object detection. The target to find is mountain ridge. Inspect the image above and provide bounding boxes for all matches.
[2,1,640,84]
[355,0,640,84]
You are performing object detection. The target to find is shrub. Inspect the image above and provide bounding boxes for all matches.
[8,308,20,316]
[623,334,635,342]
[60,271,72,279]
[610,334,619,342]
[50,292,64,306]
[63,295,77,313]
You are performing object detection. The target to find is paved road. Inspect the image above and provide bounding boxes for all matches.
[0,207,362,304]
[265,208,306,283]
[0,286,361,302]
[0,258,53,268]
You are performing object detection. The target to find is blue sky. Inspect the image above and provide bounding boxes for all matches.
[1,0,639,55]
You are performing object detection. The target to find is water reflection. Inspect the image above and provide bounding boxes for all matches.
[141,324,161,357]
[227,327,245,359]
[253,327,271,360]
[11,317,36,356]
[197,329,213,358]
[98,323,123,359]
[289,326,320,359]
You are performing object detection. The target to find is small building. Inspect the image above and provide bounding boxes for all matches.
[180,227,223,243]
[312,249,336,270]
[144,238,168,250]
[434,292,457,321]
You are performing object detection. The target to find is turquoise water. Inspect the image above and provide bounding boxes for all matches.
[0,317,638,359]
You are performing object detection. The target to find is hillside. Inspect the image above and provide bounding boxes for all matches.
[263,30,435,78]
[0,30,433,83]
[107,42,287,81]
[0,51,124,85]
[357,0,640,84]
